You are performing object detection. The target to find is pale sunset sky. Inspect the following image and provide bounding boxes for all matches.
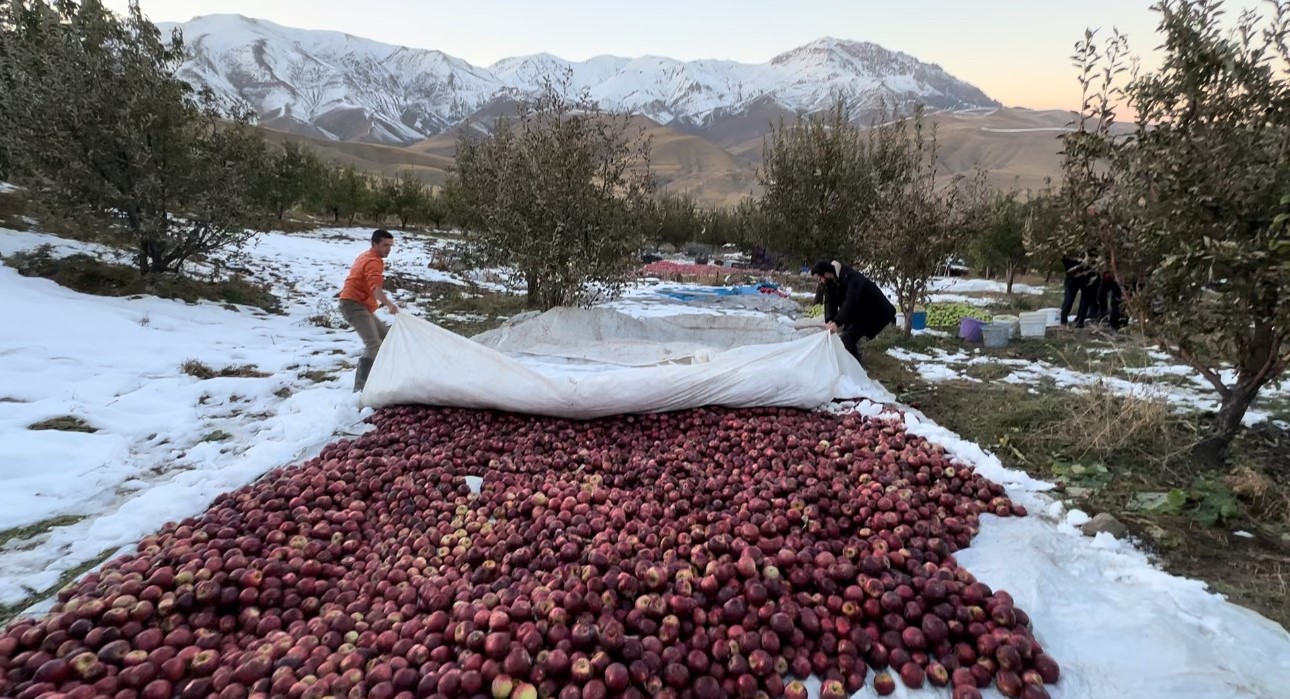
[105,0,1270,111]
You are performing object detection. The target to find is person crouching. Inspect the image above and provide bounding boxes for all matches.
[810,259,896,363]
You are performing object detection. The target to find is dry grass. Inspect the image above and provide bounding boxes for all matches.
[1226,466,1290,526]
[181,360,271,380]
[298,369,337,383]
[5,246,282,313]
[252,124,452,185]
[1036,379,1193,465]
[0,514,86,549]
[27,416,96,433]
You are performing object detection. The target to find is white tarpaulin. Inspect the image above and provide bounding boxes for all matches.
[472,307,814,367]
[361,312,889,419]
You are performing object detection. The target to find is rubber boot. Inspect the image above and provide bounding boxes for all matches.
[354,357,374,393]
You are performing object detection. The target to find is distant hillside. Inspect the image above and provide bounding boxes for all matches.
[261,106,1083,206]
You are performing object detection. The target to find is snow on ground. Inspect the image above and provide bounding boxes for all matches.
[929,277,1046,295]
[0,226,490,612]
[0,229,119,259]
[887,345,1288,427]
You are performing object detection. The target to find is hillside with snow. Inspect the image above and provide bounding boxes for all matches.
[159,14,999,144]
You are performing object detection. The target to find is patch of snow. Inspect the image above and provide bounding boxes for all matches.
[885,336,1284,426]
[929,277,1046,295]
[928,292,995,307]
[1233,530,1255,539]
[1124,364,1195,378]
[0,229,118,259]
[0,225,503,611]
[0,265,365,607]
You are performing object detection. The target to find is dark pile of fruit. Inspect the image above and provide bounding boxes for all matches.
[0,406,1059,699]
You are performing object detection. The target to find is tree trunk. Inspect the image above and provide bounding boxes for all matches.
[524,269,542,310]
[1006,264,1016,295]
[1193,383,1261,466]
[138,239,166,276]
[902,298,915,339]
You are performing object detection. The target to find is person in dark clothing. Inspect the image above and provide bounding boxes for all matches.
[1061,256,1091,326]
[810,260,897,362]
[1061,254,1102,327]
[1097,271,1127,329]
[1074,272,1102,328]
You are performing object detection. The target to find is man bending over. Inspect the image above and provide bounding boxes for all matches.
[339,229,400,392]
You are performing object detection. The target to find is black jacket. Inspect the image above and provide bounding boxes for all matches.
[818,262,897,340]
[1063,256,1099,285]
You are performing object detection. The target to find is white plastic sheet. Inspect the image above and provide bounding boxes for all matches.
[361,312,885,419]
[472,307,812,367]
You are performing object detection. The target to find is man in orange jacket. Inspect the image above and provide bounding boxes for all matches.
[339,229,400,392]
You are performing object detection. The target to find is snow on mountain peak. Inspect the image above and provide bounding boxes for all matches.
[162,14,998,144]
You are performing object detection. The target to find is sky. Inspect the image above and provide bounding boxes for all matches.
[103,0,1269,111]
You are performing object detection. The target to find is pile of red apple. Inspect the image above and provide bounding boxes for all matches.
[639,261,767,278]
[0,407,1060,699]
[640,261,713,277]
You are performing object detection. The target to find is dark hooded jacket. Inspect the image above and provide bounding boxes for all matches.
[814,261,896,340]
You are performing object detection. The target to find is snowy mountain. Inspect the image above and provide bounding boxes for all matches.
[160,15,999,145]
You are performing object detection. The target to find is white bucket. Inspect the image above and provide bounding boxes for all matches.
[1019,317,1048,339]
[1034,308,1062,327]
[993,314,1020,338]
[982,322,1011,348]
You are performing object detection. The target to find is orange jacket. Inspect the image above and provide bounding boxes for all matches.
[339,250,384,313]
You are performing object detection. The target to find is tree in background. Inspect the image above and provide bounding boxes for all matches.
[0,0,27,180]
[362,175,393,224]
[316,166,370,224]
[453,78,655,310]
[650,191,701,249]
[1054,0,1290,461]
[1017,184,1063,282]
[260,142,326,221]
[385,171,427,229]
[971,188,1030,294]
[0,0,271,275]
[866,107,991,337]
[754,100,875,265]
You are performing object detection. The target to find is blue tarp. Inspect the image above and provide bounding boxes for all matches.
[655,282,780,302]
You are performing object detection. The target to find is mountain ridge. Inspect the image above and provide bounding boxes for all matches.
[156,14,1076,206]
[158,14,1000,145]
